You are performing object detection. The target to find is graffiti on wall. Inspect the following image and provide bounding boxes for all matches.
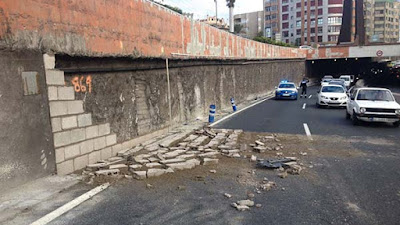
[71,75,92,93]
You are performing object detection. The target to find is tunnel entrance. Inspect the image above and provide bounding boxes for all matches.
[306,57,400,87]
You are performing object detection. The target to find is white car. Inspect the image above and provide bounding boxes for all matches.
[346,88,400,127]
[339,75,352,88]
[317,85,348,108]
[321,79,332,86]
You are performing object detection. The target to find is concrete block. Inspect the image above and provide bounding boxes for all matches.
[86,125,99,139]
[111,144,123,156]
[70,128,86,143]
[94,137,107,150]
[109,164,128,173]
[88,151,101,164]
[106,134,117,146]
[132,171,147,180]
[58,87,75,100]
[202,158,219,166]
[55,147,65,163]
[74,154,89,170]
[95,169,120,176]
[48,86,58,101]
[56,160,74,175]
[98,123,111,136]
[43,53,55,69]
[49,101,68,117]
[67,101,84,114]
[77,113,92,127]
[145,162,162,168]
[100,147,112,160]
[80,139,94,155]
[46,70,64,86]
[53,131,71,147]
[64,144,81,159]
[51,118,62,132]
[61,116,78,130]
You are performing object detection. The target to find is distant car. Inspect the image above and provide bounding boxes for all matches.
[346,87,400,127]
[339,75,352,88]
[275,81,298,100]
[317,85,348,108]
[322,75,334,80]
[329,79,347,90]
[321,79,332,86]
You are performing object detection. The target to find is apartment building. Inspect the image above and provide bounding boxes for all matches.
[280,0,344,46]
[373,0,400,43]
[233,11,264,39]
[264,0,281,40]
[199,16,230,31]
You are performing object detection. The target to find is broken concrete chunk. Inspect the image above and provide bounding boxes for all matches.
[160,158,186,164]
[278,171,288,179]
[109,164,128,173]
[86,163,109,171]
[132,171,147,180]
[255,140,265,146]
[202,158,219,166]
[209,170,217,173]
[145,162,163,168]
[250,155,257,162]
[198,152,220,158]
[288,165,302,175]
[237,199,255,207]
[129,164,143,170]
[224,193,232,198]
[95,169,120,176]
[147,168,168,177]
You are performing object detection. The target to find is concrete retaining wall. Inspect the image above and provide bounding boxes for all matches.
[0,0,305,59]
[0,50,55,190]
[49,56,305,174]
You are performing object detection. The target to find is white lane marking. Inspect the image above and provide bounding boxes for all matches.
[308,95,312,98]
[30,183,110,225]
[303,123,313,141]
[211,94,274,127]
[302,103,306,109]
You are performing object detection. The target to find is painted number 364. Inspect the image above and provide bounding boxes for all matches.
[71,75,92,93]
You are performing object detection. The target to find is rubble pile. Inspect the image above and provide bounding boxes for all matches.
[83,128,244,180]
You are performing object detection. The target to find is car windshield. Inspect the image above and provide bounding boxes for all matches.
[356,90,394,101]
[321,86,344,93]
[322,79,331,82]
[341,77,350,81]
[279,84,295,88]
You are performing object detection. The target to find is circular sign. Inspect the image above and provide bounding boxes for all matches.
[376,50,383,57]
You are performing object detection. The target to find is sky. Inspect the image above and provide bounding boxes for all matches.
[157,0,264,21]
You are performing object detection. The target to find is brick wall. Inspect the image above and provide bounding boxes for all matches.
[0,0,306,59]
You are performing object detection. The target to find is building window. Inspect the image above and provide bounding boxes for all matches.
[318,18,323,25]
[296,20,301,27]
[265,15,271,20]
[282,22,289,29]
[328,17,342,24]
[297,29,301,35]
[328,26,341,33]
[318,27,323,33]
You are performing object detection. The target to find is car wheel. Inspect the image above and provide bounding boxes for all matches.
[316,102,320,108]
[352,111,360,126]
[346,110,350,120]
[393,121,400,128]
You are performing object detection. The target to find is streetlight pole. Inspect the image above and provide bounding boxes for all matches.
[214,0,218,26]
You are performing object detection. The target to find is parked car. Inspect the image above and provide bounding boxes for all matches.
[346,87,400,127]
[339,75,352,88]
[299,45,313,50]
[316,85,348,108]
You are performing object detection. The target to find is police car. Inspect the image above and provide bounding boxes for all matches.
[275,80,298,100]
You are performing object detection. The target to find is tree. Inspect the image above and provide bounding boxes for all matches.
[234,24,243,34]
[226,0,235,32]
[150,0,183,14]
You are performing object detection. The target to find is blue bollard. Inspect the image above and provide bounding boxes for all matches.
[209,104,216,123]
[231,98,237,112]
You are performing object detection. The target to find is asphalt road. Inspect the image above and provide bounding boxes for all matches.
[31,86,400,225]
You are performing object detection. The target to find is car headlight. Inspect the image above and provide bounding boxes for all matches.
[395,109,400,115]
[340,96,347,100]
[360,108,366,114]
[321,95,329,99]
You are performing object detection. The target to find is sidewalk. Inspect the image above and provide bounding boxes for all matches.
[0,175,86,225]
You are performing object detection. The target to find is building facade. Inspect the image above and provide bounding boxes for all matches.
[373,0,400,43]
[280,0,344,46]
[233,11,265,39]
[199,16,230,30]
[264,0,281,40]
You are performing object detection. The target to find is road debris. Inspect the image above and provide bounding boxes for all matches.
[224,193,232,198]
[209,170,217,173]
